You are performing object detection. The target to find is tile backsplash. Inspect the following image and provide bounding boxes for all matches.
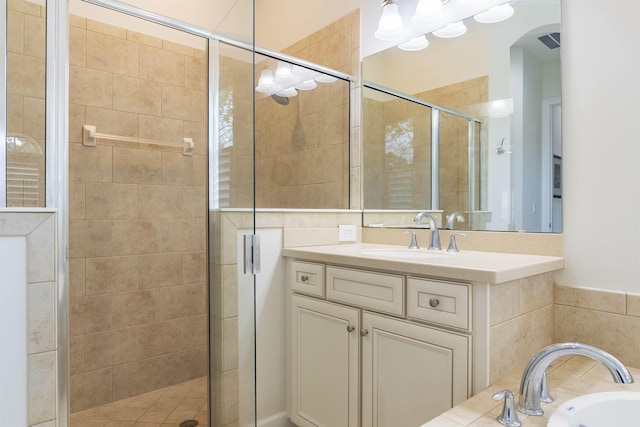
[555,284,640,369]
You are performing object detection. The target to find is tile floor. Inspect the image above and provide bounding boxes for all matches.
[69,377,208,427]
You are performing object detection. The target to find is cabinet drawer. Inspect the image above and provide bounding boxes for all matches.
[407,278,469,330]
[326,266,404,316]
[289,260,325,297]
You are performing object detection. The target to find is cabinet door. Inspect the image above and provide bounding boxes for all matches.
[361,312,469,427]
[290,294,360,427]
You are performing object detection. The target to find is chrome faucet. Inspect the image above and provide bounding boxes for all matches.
[517,342,634,416]
[413,212,441,250]
[446,212,465,229]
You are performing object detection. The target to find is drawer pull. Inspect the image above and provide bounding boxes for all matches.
[300,275,309,282]
[429,298,440,308]
[360,329,369,337]
[347,325,355,333]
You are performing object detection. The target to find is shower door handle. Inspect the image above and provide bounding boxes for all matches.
[243,234,261,275]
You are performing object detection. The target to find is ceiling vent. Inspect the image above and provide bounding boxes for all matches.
[538,32,561,49]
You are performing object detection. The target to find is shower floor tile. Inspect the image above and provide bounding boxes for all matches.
[70,376,208,427]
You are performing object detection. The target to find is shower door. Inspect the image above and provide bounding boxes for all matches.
[64,1,259,426]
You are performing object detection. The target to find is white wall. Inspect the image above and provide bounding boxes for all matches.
[0,237,28,426]
[556,0,640,292]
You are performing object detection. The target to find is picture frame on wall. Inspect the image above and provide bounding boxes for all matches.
[553,155,562,198]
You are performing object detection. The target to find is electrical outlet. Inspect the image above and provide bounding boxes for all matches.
[338,224,357,242]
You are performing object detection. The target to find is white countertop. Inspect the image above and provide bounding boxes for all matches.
[282,243,564,283]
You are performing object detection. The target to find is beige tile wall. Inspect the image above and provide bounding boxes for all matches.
[489,272,555,383]
[0,212,58,427]
[555,284,640,369]
[68,16,208,412]
[249,10,359,210]
[6,0,47,207]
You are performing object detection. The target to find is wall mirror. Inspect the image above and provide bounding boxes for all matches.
[362,0,562,233]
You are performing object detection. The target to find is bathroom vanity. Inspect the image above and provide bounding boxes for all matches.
[282,243,564,427]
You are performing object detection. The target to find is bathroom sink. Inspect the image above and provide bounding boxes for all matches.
[360,248,450,259]
[547,391,640,427]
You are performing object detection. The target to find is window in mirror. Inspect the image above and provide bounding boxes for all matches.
[363,84,482,229]
[5,0,47,207]
[363,87,432,214]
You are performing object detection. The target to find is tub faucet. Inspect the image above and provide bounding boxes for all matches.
[446,212,465,229]
[517,342,634,416]
[413,212,441,250]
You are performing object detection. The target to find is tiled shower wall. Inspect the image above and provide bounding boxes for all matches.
[253,10,359,210]
[67,16,208,412]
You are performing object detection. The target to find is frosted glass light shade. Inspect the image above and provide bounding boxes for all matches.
[274,62,294,83]
[296,79,317,90]
[474,3,514,23]
[256,69,277,94]
[278,87,298,97]
[433,20,467,38]
[315,74,338,83]
[455,0,493,11]
[398,35,430,51]
[375,2,405,41]
[411,0,444,27]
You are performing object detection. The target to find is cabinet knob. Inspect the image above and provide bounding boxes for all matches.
[300,275,309,282]
[429,298,440,308]
[346,325,355,333]
[360,329,369,337]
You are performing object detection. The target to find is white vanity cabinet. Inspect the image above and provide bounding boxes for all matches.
[361,312,469,427]
[287,259,471,427]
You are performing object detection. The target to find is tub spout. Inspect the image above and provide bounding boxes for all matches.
[517,342,634,416]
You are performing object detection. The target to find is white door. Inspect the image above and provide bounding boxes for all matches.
[361,312,469,427]
[290,295,360,427]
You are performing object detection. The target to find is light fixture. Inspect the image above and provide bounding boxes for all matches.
[375,0,405,41]
[455,0,494,11]
[278,87,298,97]
[256,69,277,94]
[295,79,317,91]
[433,20,467,38]
[398,35,430,51]
[315,73,338,83]
[474,3,514,24]
[411,0,445,27]
[274,62,294,83]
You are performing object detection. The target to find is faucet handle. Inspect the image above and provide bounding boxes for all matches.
[447,233,466,252]
[492,389,522,427]
[404,231,419,249]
